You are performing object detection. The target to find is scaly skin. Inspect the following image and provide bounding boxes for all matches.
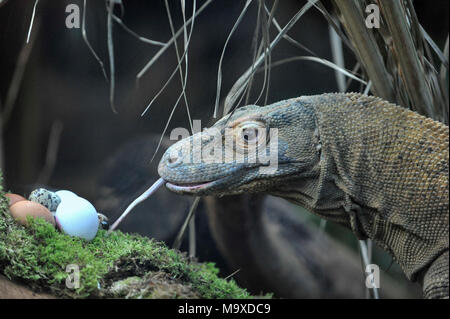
[158,93,449,298]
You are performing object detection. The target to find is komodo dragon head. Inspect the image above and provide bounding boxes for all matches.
[158,97,323,198]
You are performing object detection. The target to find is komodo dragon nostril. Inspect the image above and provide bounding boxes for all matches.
[167,148,183,167]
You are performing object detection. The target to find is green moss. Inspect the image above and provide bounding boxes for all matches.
[0,174,256,299]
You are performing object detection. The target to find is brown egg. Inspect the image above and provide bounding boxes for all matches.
[9,200,56,227]
[5,193,27,207]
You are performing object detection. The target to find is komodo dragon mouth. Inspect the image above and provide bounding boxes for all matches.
[165,180,215,193]
[163,166,254,195]
[162,162,305,196]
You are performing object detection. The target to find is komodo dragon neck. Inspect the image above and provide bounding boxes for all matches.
[158,93,449,298]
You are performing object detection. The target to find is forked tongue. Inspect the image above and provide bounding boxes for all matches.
[107,178,165,234]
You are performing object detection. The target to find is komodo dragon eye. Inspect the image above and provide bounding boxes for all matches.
[241,127,258,142]
[234,121,268,153]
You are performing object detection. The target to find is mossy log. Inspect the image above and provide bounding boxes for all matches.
[0,186,256,299]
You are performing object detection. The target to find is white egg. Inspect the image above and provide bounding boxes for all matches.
[55,190,79,202]
[55,195,99,241]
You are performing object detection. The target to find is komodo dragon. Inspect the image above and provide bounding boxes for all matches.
[158,93,449,299]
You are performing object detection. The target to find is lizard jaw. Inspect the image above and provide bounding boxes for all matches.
[164,171,244,195]
[163,162,307,195]
[165,180,214,194]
